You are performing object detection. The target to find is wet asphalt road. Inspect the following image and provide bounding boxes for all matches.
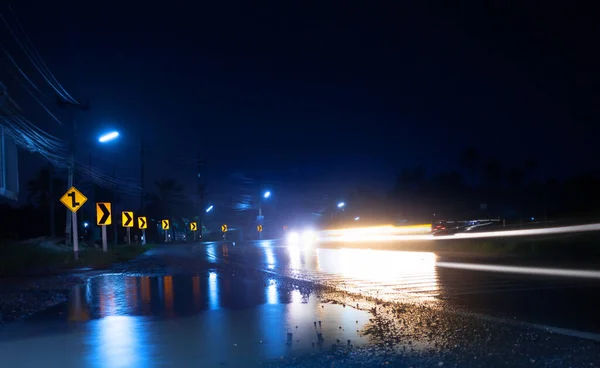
[1,240,600,367]
[200,240,600,335]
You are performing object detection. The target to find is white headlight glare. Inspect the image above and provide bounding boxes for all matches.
[302,230,316,244]
[287,231,300,245]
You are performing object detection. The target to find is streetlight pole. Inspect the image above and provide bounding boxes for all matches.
[140,137,145,212]
[196,155,206,241]
[97,130,121,247]
[258,190,271,240]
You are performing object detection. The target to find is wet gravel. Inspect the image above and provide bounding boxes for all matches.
[0,274,89,324]
[2,247,600,367]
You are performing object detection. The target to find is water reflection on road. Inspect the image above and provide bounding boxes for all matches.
[0,271,371,368]
[223,241,440,303]
[219,241,600,333]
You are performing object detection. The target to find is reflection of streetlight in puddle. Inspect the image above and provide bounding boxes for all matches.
[94,315,145,367]
[68,286,90,322]
[266,279,278,304]
[264,245,276,270]
[163,276,174,316]
[208,272,219,310]
[192,276,201,309]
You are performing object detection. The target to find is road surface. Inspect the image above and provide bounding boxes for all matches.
[201,240,600,335]
[1,239,599,367]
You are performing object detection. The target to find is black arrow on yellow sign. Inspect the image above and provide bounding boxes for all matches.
[122,212,133,227]
[96,203,111,225]
[138,217,147,229]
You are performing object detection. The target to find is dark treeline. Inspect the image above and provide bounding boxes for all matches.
[387,147,600,223]
[2,148,600,241]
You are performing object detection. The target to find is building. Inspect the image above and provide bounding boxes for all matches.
[0,82,20,201]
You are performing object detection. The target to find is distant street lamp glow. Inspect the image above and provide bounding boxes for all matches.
[98,131,119,143]
[337,202,345,208]
[206,205,214,213]
[354,216,360,221]
[263,191,271,199]
[83,222,89,228]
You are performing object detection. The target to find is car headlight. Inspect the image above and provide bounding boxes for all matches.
[301,230,316,244]
[287,231,300,245]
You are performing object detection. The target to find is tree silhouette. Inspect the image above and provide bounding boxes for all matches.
[26,166,66,236]
[26,166,64,206]
[460,147,480,188]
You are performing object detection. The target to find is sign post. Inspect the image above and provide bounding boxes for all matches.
[138,217,147,245]
[162,219,170,242]
[122,211,134,245]
[190,222,198,241]
[96,202,112,252]
[60,186,87,259]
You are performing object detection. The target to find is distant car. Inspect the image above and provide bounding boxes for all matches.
[432,221,459,236]
[286,228,318,247]
[432,219,502,236]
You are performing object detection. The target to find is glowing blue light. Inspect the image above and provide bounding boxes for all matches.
[337,202,345,208]
[83,222,89,228]
[98,131,119,143]
[206,205,213,213]
[263,191,271,199]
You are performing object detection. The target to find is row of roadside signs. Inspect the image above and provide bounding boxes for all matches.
[60,186,200,231]
[220,225,262,232]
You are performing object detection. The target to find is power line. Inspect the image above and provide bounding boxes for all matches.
[0,9,78,104]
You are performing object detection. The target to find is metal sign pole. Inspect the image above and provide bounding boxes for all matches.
[72,211,79,260]
[102,225,107,252]
[127,227,131,245]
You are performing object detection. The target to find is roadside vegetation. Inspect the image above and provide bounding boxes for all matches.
[0,237,152,276]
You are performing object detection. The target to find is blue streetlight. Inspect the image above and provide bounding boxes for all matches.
[337,202,345,208]
[98,131,120,143]
[263,191,271,199]
[206,205,214,213]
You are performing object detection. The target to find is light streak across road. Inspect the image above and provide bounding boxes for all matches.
[318,223,600,243]
[436,262,600,279]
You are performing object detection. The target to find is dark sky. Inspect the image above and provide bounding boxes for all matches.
[2,2,598,207]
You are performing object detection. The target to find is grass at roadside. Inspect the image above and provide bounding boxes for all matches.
[0,243,154,277]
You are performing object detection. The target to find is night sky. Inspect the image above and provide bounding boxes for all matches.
[2,2,598,207]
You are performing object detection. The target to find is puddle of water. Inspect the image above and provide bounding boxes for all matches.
[0,272,372,368]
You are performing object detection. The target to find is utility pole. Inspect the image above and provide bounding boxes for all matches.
[196,155,206,240]
[49,166,55,237]
[140,137,145,212]
[57,97,89,246]
[113,167,118,247]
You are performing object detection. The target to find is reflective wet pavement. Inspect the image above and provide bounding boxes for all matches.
[203,240,600,334]
[2,240,600,367]
[0,272,372,368]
